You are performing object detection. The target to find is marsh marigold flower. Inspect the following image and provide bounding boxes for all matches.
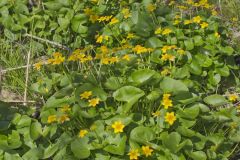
[184,20,192,25]
[214,32,220,38]
[142,146,153,157]
[109,17,119,25]
[34,62,42,70]
[111,121,125,133]
[47,115,57,124]
[58,114,70,124]
[147,4,156,12]
[193,16,202,23]
[162,28,172,35]
[128,149,140,160]
[132,45,148,54]
[165,112,177,125]
[152,110,161,117]
[122,8,131,18]
[61,105,71,112]
[122,54,130,61]
[155,28,162,35]
[229,94,238,102]
[88,98,100,107]
[80,91,92,99]
[200,22,208,29]
[79,129,88,138]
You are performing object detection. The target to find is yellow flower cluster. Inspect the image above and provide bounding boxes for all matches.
[68,49,93,63]
[132,45,153,54]
[47,52,65,65]
[128,146,153,159]
[161,94,177,125]
[98,15,113,22]
[122,8,131,19]
[80,91,100,107]
[47,104,71,124]
[161,94,173,109]
[155,28,173,35]
[228,94,239,102]
[96,35,109,43]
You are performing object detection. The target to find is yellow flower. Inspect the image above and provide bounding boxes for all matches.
[53,52,62,57]
[184,20,192,25]
[127,33,135,39]
[173,20,180,25]
[90,14,99,23]
[165,112,177,125]
[100,45,109,54]
[154,28,162,35]
[132,45,149,54]
[58,114,70,124]
[88,98,100,107]
[174,15,181,19]
[161,68,170,76]
[142,146,153,157]
[109,57,119,64]
[96,35,103,43]
[177,49,185,55]
[80,91,92,99]
[214,32,220,38]
[61,105,71,112]
[34,62,43,70]
[79,129,88,138]
[111,121,125,133]
[147,4,156,12]
[101,57,110,64]
[162,98,173,109]
[232,17,238,22]
[163,93,171,99]
[109,17,119,25]
[161,54,175,61]
[192,16,202,23]
[83,8,93,15]
[47,115,57,124]
[211,9,218,16]
[122,54,130,61]
[152,111,161,117]
[229,94,238,102]
[128,149,140,160]
[162,28,172,35]
[122,8,131,19]
[200,22,208,29]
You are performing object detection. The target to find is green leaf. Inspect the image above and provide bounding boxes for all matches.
[104,77,123,90]
[203,94,228,107]
[30,121,42,140]
[130,126,155,144]
[71,14,88,34]
[162,132,181,153]
[193,36,204,46]
[129,69,156,86]
[178,105,200,120]
[104,135,127,156]
[184,39,194,50]
[43,143,59,159]
[71,138,90,159]
[221,46,234,55]
[215,65,230,77]
[113,86,144,103]
[160,77,188,94]
[145,37,163,48]
[188,58,202,75]
[44,2,63,10]
[188,151,207,160]
[22,148,43,160]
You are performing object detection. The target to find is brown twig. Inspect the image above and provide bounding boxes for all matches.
[24,33,69,50]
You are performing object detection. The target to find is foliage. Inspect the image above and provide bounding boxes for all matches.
[1,0,240,160]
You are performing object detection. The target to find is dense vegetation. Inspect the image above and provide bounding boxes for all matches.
[0,0,240,159]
